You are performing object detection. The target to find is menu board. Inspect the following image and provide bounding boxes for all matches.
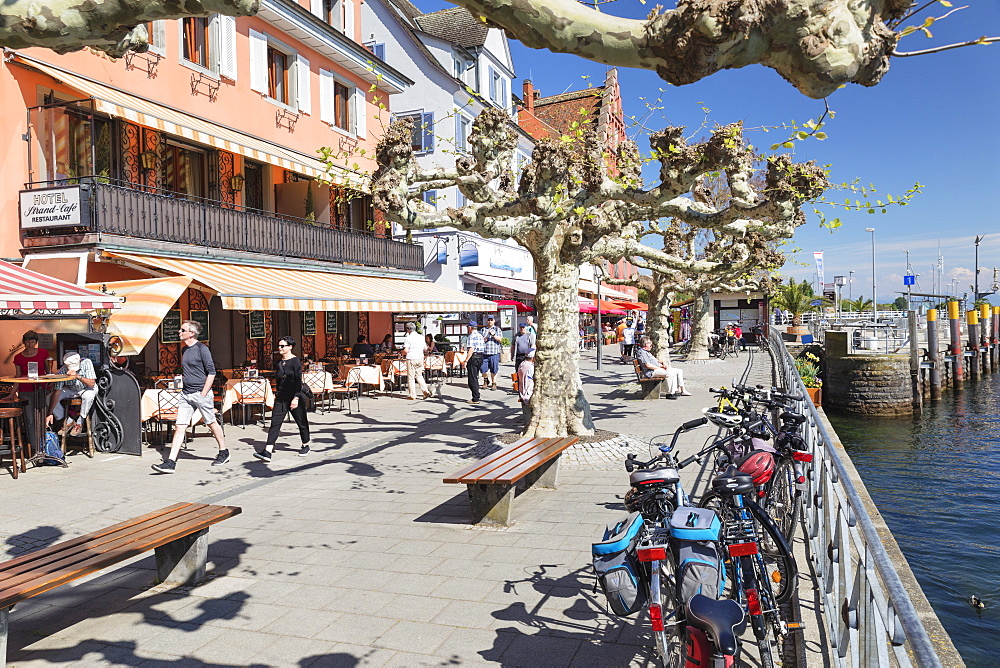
[190,310,210,342]
[249,311,266,339]
[161,309,182,343]
[325,312,338,334]
[302,311,316,337]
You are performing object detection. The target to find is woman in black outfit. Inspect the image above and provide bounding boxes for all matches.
[255,336,310,461]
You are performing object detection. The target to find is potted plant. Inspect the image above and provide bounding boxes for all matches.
[794,352,822,406]
[500,337,511,363]
[771,278,829,335]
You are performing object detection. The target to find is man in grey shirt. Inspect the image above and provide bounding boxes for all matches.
[152,319,229,473]
[512,322,536,370]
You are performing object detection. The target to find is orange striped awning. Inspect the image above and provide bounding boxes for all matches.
[14,54,363,189]
[85,276,192,356]
[110,254,496,313]
[0,260,121,314]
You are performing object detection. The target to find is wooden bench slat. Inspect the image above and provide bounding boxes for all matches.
[0,504,221,582]
[442,437,541,483]
[460,440,569,484]
[0,505,240,609]
[451,439,553,484]
[0,502,194,576]
[492,437,578,484]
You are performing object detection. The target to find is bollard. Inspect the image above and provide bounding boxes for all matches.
[908,310,922,412]
[993,306,1000,373]
[967,310,980,380]
[979,303,991,373]
[948,300,963,384]
[926,309,941,401]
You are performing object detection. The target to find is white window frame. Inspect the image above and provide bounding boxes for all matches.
[178,15,220,77]
[251,32,306,113]
[395,110,433,154]
[145,21,167,55]
[455,113,473,154]
[320,70,362,136]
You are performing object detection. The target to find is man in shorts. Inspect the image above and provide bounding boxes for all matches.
[480,316,503,390]
[152,319,228,473]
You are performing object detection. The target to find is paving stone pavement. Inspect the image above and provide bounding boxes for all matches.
[0,347,825,666]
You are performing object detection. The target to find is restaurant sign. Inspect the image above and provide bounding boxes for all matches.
[19,185,85,229]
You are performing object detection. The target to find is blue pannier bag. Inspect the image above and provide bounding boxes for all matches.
[592,512,647,616]
[669,506,724,601]
[43,430,65,465]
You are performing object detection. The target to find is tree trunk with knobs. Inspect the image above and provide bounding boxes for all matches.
[687,291,715,361]
[645,282,675,361]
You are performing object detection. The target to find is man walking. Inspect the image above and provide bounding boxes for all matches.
[465,320,485,404]
[152,320,228,473]
[403,322,431,400]
[512,321,536,370]
[481,315,503,390]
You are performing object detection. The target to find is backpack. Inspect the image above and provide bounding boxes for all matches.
[43,430,65,465]
[592,512,647,616]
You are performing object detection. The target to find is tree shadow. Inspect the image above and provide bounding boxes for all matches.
[3,525,64,558]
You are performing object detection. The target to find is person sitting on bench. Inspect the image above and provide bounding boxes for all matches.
[635,336,691,397]
[46,352,97,436]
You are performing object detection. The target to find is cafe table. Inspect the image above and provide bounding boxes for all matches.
[0,374,74,467]
[220,378,276,415]
[338,364,384,392]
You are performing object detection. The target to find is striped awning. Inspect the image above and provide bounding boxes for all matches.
[0,260,122,313]
[14,54,364,189]
[111,254,496,312]
[85,276,192,356]
[578,278,633,300]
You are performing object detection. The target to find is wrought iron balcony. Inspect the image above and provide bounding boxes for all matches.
[20,180,423,272]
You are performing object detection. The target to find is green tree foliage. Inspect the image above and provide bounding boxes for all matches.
[771,278,828,325]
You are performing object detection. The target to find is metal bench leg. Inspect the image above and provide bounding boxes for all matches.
[0,606,8,665]
[523,456,561,490]
[467,483,515,527]
[155,528,209,586]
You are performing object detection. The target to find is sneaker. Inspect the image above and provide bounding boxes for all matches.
[212,450,231,466]
[298,444,310,457]
[152,459,176,474]
[467,399,481,404]
[70,422,83,437]
[253,449,272,462]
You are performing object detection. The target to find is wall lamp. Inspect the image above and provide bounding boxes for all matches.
[228,173,245,193]
[139,150,158,171]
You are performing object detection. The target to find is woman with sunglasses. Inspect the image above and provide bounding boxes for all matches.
[255,336,310,461]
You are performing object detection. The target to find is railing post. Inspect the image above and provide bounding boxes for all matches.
[926,309,941,401]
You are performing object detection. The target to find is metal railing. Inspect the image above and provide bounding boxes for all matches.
[24,180,423,272]
[769,328,948,667]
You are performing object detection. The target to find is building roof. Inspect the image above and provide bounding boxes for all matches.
[414,7,490,48]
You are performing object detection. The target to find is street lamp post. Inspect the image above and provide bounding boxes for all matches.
[834,275,846,321]
[974,235,985,301]
[848,270,854,306]
[866,228,877,322]
[903,249,911,310]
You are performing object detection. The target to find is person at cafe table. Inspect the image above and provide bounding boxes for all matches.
[45,351,97,436]
[351,335,375,360]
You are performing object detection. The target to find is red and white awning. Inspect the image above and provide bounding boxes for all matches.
[0,260,122,313]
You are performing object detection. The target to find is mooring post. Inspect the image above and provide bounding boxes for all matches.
[926,309,941,401]
[948,300,963,385]
[981,303,993,374]
[967,310,980,381]
[993,306,1000,373]
[908,310,922,412]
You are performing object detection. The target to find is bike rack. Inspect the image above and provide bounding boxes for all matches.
[768,328,952,667]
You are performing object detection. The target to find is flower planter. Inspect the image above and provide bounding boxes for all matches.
[806,387,821,407]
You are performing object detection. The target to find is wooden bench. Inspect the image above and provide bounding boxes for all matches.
[444,436,579,526]
[633,359,664,400]
[0,502,241,662]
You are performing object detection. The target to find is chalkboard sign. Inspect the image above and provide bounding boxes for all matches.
[325,312,338,334]
[249,311,265,339]
[161,310,181,343]
[190,310,210,342]
[303,311,316,336]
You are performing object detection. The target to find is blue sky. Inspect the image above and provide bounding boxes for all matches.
[416,1,1000,305]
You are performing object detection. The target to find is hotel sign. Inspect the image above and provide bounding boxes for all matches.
[19,185,84,229]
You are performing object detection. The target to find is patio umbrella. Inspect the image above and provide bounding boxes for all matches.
[494,299,532,313]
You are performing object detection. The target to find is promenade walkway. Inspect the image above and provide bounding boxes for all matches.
[0,349,825,666]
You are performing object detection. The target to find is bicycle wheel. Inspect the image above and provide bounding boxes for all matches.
[756,637,776,668]
[718,345,728,360]
[698,493,797,604]
[653,555,684,667]
[764,459,800,542]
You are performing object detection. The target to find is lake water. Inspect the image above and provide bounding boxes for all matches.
[828,373,1000,668]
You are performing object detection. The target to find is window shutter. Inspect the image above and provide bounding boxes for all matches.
[421,112,434,153]
[353,86,366,137]
[311,0,324,18]
[343,0,355,37]
[319,69,334,124]
[153,21,166,52]
[218,15,238,80]
[373,43,385,61]
[249,29,267,94]
[296,55,311,114]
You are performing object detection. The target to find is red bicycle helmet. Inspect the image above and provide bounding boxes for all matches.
[738,451,775,486]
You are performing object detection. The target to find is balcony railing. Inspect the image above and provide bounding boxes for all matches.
[22,180,423,272]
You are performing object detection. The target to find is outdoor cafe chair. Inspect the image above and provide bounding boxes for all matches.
[231,377,268,428]
[148,379,182,449]
[330,366,362,414]
[302,369,330,413]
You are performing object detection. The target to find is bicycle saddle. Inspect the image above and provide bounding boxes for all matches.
[629,467,680,488]
[686,594,746,656]
[780,410,806,425]
[710,466,755,495]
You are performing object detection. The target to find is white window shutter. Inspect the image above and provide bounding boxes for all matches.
[310,0,323,18]
[343,0,355,37]
[319,69,334,125]
[218,15,238,80]
[296,55,311,114]
[353,86,366,137]
[249,29,268,94]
